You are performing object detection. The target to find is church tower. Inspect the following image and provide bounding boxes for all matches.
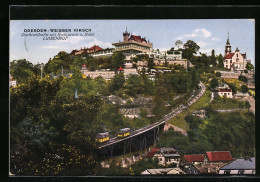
[225,32,232,56]
[123,27,130,42]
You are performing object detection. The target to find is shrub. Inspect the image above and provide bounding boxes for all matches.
[239,75,248,82]
[241,85,248,93]
[216,72,221,77]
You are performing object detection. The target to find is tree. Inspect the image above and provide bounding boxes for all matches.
[125,75,144,96]
[241,85,248,93]
[10,59,40,84]
[182,40,200,60]
[112,52,125,70]
[10,76,104,175]
[109,72,125,93]
[239,75,248,82]
[246,62,254,70]
[210,49,217,67]
[210,78,218,89]
[217,54,224,68]
[228,83,237,94]
[44,51,73,75]
[175,40,183,49]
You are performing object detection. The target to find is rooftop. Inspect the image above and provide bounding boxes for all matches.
[142,168,185,175]
[220,157,255,170]
[147,148,159,158]
[184,154,205,163]
[206,151,233,162]
[159,147,180,157]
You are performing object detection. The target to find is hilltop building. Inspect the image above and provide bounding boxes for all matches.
[70,28,191,70]
[112,28,153,60]
[70,45,103,55]
[224,34,249,72]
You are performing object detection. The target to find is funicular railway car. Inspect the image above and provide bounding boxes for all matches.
[117,128,130,138]
[96,132,109,143]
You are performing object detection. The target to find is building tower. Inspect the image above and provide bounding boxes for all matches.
[123,27,130,42]
[225,32,232,56]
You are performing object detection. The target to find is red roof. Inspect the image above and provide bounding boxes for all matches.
[118,66,124,71]
[70,49,79,54]
[184,154,205,162]
[82,64,87,67]
[206,151,233,162]
[224,53,234,59]
[147,148,159,158]
[219,89,232,92]
[129,35,142,42]
[89,45,103,51]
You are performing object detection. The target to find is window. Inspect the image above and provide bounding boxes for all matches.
[238,170,245,174]
[224,170,230,174]
[160,158,162,161]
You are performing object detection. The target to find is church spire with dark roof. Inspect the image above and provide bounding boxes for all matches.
[225,32,232,56]
[226,32,230,45]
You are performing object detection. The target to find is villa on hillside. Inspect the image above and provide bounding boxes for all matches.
[212,83,233,98]
[224,34,250,72]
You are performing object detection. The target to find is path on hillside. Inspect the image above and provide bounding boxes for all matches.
[215,109,248,112]
[162,81,206,135]
[241,96,255,114]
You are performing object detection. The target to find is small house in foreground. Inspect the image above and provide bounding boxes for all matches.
[219,157,255,175]
[204,151,233,164]
[153,148,180,166]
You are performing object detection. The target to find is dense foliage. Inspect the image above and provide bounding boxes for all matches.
[10,77,103,175]
[238,75,248,82]
[158,111,255,158]
[10,59,42,84]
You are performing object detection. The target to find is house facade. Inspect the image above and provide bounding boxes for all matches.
[153,148,180,166]
[212,88,233,98]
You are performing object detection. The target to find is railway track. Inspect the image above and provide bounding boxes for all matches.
[99,81,205,149]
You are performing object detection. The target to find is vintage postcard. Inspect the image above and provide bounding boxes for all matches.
[9,19,255,176]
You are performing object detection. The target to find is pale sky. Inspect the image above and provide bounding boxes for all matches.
[10,19,255,65]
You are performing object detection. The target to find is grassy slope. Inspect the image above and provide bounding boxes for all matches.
[208,100,249,110]
[167,90,212,131]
